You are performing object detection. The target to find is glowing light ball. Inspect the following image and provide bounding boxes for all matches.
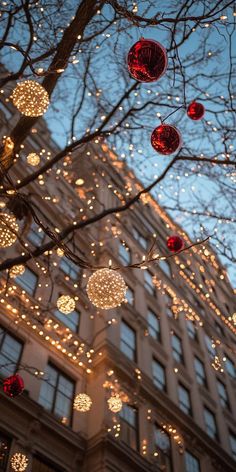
[232,313,236,325]
[127,38,167,82]
[9,265,25,278]
[167,236,184,252]
[3,374,24,398]
[56,247,64,257]
[187,101,205,120]
[73,393,92,412]
[10,453,28,472]
[86,268,127,310]
[26,152,40,166]
[12,80,49,117]
[107,395,123,413]
[0,213,19,248]
[56,295,75,314]
[151,124,182,155]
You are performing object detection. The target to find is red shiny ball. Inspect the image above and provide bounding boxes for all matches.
[187,101,205,120]
[3,374,24,398]
[151,124,182,155]
[167,236,184,252]
[127,39,167,82]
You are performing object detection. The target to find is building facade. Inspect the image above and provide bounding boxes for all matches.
[0,91,236,472]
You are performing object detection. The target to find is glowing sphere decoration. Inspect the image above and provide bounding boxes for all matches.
[12,80,49,117]
[86,268,127,310]
[56,295,75,314]
[187,101,205,120]
[232,313,236,325]
[151,124,182,155]
[107,395,123,413]
[9,264,25,278]
[0,213,19,248]
[73,393,92,412]
[127,38,167,82]
[3,374,24,398]
[167,236,184,252]
[26,152,40,166]
[10,453,29,472]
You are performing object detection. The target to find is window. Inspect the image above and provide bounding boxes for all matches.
[54,309,80,333]
[159,259,171,277]
[119,404,139,450]
[148,310,161,341]
[126,286,134,305]
[178,383,192,416]
[120,321,136,362]
[16,267,38,295]
[154,426,172,472]
[32,455,63,472]
[187,320,198,341]
[194,357,207,388]
[0,432,11,471]
[152,358,166,391]
[204,407,218,440]
[171,333,184,364]
[28,222,45,246]
[224,355,236,379]
[144,270,155,296]
[0,327,23,378]
[217,380,230,410]
[165,294,173,317]
[38,364,75,425]
[185,450,200,472]
[229,431,236,461]
[119,242,131,264]
[205,335,216,359]
[60,257,80,280]
[133,228,147,249]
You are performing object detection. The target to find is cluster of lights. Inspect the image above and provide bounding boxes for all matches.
[12,80,49,117]
[162,424,184,452]
[107,394,123,413]
[0,213,19,248]
[73,393,92,412]
[9,265,25,279]
[86,268,127,309]
[0,286,94,371]
[56,295,75,314]
[27,152,41,166]
[10,453,28,472]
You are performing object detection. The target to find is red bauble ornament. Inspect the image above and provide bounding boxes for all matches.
[127,38,167,82]
[187,101,205,120]
[3,374,24,398]
[151,124,182,155]
[167,236,184,252]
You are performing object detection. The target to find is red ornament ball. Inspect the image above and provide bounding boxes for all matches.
[3,374,24,398]
[167,236,184,252]
[127,38,167,82]
[187,101,205,120]
[151,124,182,155]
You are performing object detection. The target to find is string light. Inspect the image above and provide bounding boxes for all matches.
[87,268,127,309]
[27,152,40,166]
[107,395,123,413]
[56,295,76,314]
[10,453,28,471]
[73,393,92,412]
[12,80,49,117]
[9,265,25,278]
[0,213,19,248]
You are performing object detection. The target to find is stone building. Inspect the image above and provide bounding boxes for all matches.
[0,89,236,472]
